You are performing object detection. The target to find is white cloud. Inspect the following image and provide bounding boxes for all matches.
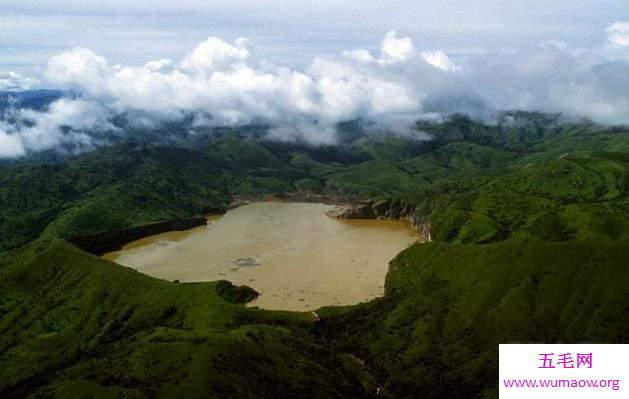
[547,62,629,125]
[0,32,428,156]
[4,26,629,158]
[607,22,629,47]
[421,51,461,72]
[144,59,173,72]
[0,127,25,158]
[266,123,337,146]
[0,98,115,157]
[179,37,250,74]
[19,98,116,136]
[40,33,426,128]
[380,30,414,64]
[343,49,375,63]
[0,71,36,90]
[45,48,110,92]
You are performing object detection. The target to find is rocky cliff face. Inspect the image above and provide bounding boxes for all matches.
[327,199,431,242]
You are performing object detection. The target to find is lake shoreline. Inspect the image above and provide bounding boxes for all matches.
[103,202,418,311]
[74,192,429,257]
[70,217,209,255]
[70,192,355,256]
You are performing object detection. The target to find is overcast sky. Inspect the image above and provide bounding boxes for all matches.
[2,0,629,73]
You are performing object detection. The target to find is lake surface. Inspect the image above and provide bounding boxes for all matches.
[104,202,417,311]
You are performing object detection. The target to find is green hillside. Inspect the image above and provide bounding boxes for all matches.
[0,242,366,398]
[317,241,629,398]
[1,114,629,398]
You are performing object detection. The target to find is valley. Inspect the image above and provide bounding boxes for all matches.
[1,112,629,398]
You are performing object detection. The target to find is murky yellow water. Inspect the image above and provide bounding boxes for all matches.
[103,202,417,311]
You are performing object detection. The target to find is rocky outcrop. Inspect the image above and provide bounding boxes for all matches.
[327,199,432,242]
[327,199,412,219]
[215,280,259,304]
[413,217,432,243]
[70,217,208,255]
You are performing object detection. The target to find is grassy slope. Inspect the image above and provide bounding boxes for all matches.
[0,146,231,251]
[405,152,629,244]
[317,241,629,398]
[0,139,307,252]
[0,242,366,398]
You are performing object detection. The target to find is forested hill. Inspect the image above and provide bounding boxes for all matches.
[1,113,628,398]
[2,113,628,252]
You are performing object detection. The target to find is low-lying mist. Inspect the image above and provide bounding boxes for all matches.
[2,24,629,159]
